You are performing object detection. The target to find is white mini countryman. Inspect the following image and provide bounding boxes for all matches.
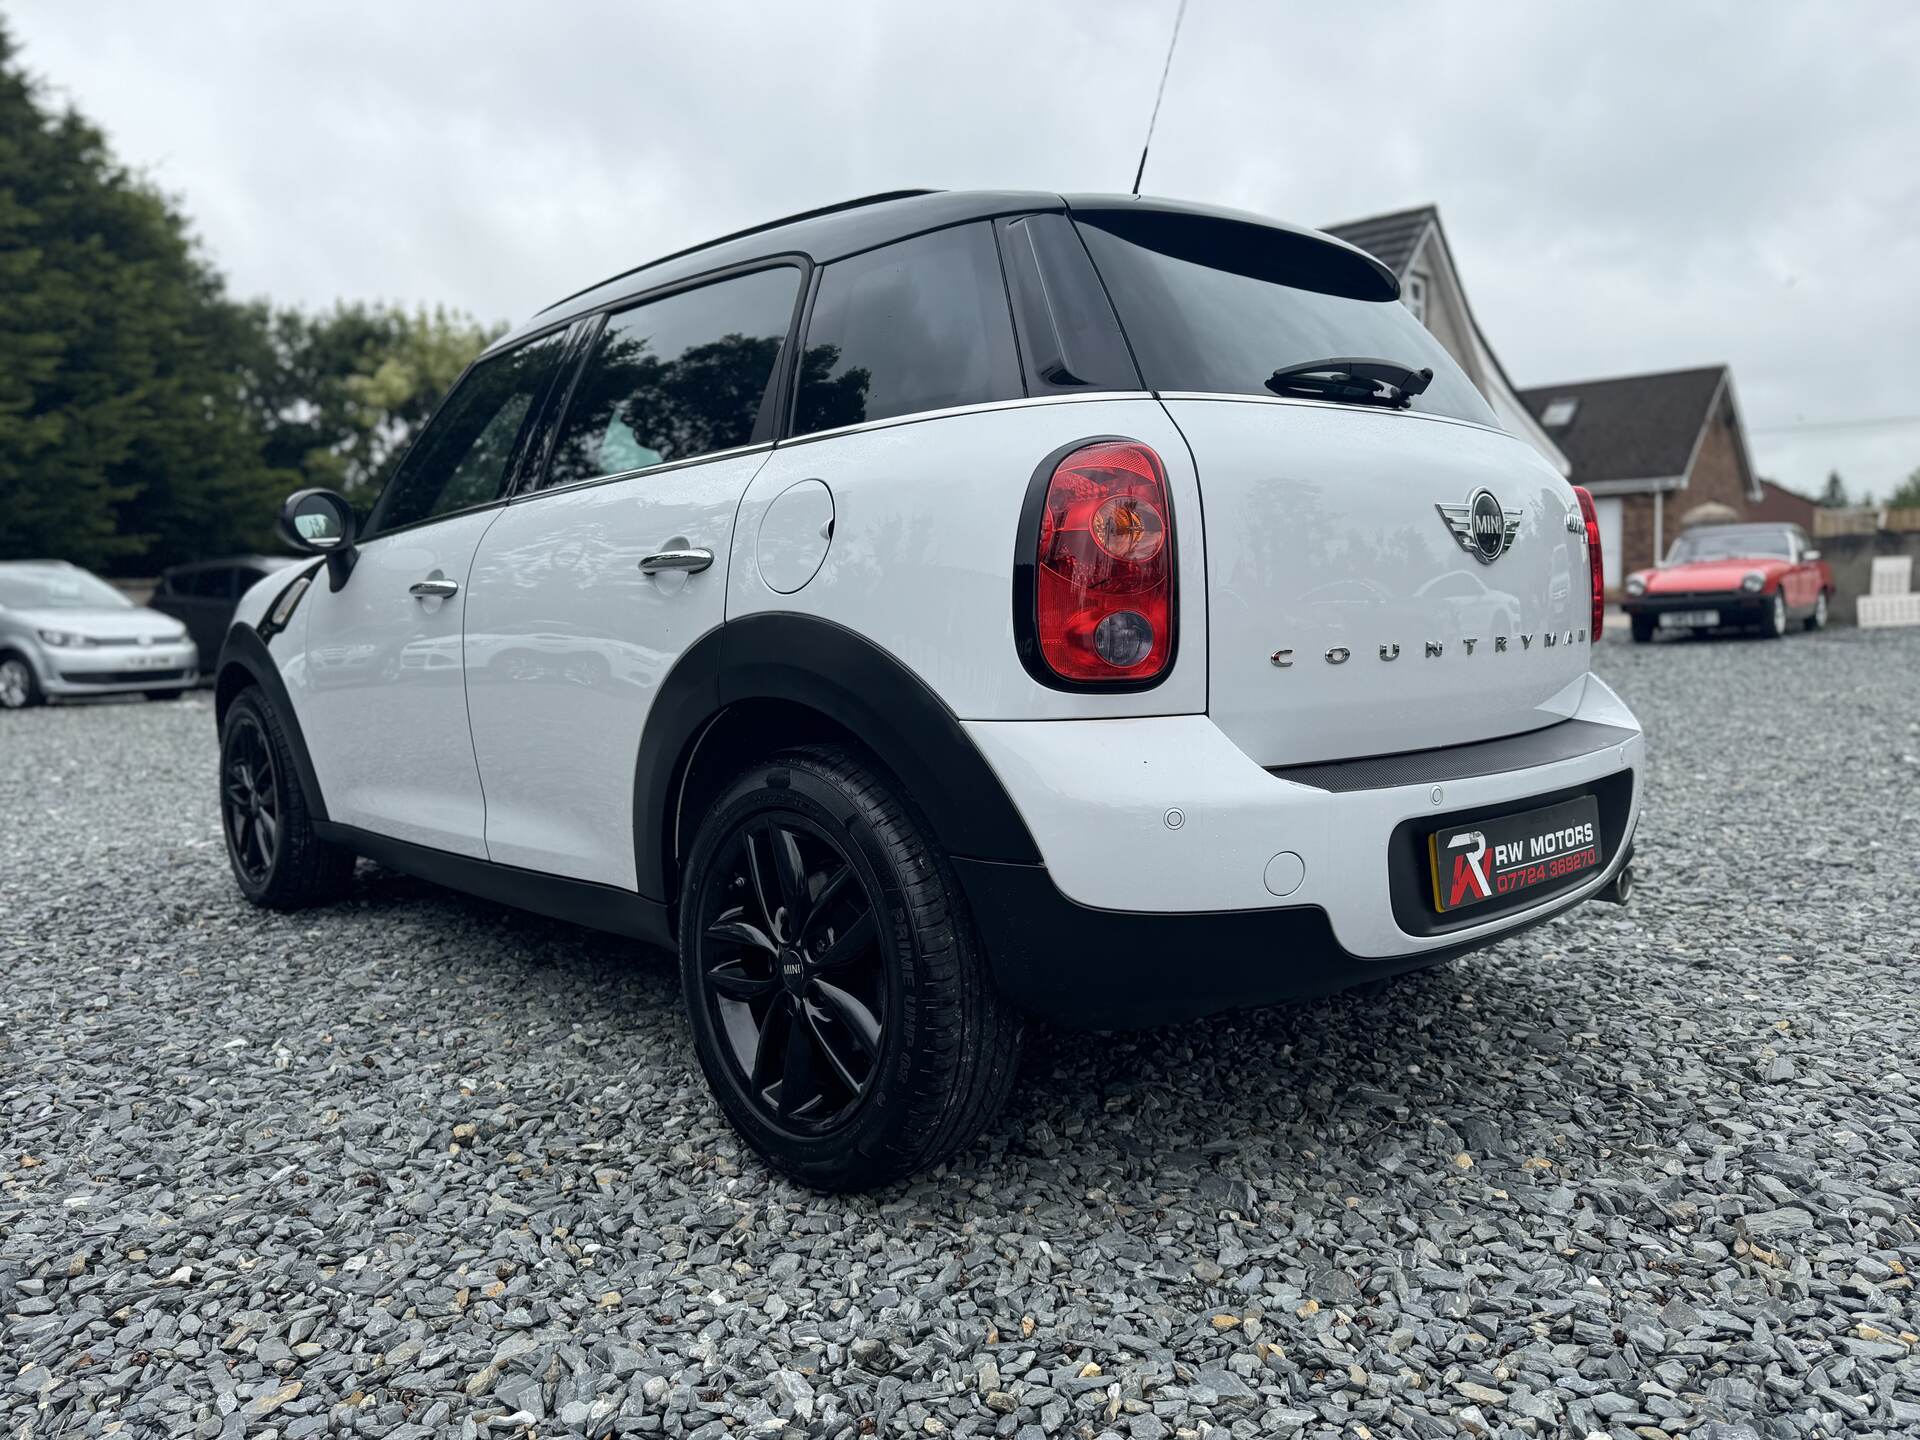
[218,191,1643,1188]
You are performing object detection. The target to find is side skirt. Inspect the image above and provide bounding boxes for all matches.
[315,821,674,949]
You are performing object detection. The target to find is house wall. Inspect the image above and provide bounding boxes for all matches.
[1618,399,1751,572]
[1749,482,1819,529]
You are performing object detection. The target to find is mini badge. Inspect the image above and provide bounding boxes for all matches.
[1436,488,1523,564]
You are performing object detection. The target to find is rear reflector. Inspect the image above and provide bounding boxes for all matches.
[1022,440,1175,686]
[1573,485,1603,642]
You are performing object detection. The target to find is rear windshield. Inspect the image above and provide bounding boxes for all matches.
[1074,213,1498,427]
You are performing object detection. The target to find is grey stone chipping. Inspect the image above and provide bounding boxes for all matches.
[2,627,1917,1437]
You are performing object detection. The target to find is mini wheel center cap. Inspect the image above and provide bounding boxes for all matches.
[778,946,807,993]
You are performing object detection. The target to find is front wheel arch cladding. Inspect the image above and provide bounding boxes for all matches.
[215,624,329,824]
[633,613,1041,910]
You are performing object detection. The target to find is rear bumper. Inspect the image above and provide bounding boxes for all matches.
[959,841,1634,1029]
[1622,592,1770,622]
[961,674,1643,1024]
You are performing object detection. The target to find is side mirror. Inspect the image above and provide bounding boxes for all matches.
[1803,548,1821,562]
[278,488,359,590]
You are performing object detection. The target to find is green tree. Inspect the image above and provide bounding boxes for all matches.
[236,302,501,508]
[1817,470,1850,508]
[1886,467,1920,511]
[0,21,285,572]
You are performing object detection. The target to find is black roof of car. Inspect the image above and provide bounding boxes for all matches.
[495,190,1396,353]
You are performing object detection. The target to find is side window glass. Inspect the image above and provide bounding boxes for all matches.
[543,266,801,489]
[793,223,1022,437]
[371,332,565,535]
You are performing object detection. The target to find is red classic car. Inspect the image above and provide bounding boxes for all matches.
[1623,522,1833,642]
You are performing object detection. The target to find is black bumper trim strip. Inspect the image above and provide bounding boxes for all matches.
[1267,717,1636,794]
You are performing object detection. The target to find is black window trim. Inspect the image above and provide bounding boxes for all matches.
[505,255,814,505]
[360,315,579,544]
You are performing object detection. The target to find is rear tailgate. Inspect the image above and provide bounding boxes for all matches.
[1167,396,1590,767]
[1064,199,1594,768]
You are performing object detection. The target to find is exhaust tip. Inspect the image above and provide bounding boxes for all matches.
[1598,863,1635,906]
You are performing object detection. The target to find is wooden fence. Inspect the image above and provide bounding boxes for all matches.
[1816,507,1920,537]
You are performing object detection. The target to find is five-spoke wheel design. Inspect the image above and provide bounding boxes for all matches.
[694,815,887,1133]
[222,711,281,887]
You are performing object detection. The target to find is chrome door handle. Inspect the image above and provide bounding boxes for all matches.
[639,548,714,575]
[409,578,459,599]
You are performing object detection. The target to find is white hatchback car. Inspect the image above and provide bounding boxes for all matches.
[217,191,1644,1188]
[0,561,199,707]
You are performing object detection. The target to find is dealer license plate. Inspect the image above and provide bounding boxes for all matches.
[1428,796,1603,914]
[128,652,172,669]
[1658,609,1718,628]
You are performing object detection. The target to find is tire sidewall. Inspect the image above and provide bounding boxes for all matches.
[1769,591,1787,637]
[678,757,937,1185]
[219,692,290,903]
[0,653,40,709]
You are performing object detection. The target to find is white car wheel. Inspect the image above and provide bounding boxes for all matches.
[1766,591,1787,638]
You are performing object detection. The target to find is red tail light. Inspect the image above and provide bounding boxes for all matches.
[1022,440,1175,686]
[1573,484,1603,643]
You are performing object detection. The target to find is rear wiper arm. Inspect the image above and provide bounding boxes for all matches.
[1266,356,1434,409]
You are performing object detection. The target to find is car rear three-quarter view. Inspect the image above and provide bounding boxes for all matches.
[213,190,1644,1189]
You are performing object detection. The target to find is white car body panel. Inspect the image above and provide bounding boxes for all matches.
[233,567,290,630]
[463,450,771,887]
[726,396,1207,721]
[291,514,498,856]
[964,673,1642,955]
[1167,395,1591,767]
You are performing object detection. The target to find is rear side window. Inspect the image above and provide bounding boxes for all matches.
[1074,212,1498,427]
[543,265,802,489]
[792,223,1022,436]
[371,331,566,535]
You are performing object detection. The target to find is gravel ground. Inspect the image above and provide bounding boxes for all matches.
[4,628,1919,1440]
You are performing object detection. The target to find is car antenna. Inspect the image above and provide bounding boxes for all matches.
[1131,0,1189,197]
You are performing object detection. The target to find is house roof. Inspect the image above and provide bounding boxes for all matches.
[1322,205,1437,277]
[1517,366,1730,487]
[1320,204,1570,475]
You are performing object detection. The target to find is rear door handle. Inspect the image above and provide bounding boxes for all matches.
[409,577,460,599]
[639,548,714,575]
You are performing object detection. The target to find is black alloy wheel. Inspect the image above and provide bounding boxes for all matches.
[678,744,1023,1191]
[223,710,280,888]
[695,815,888,1133]
[218,687,354,908]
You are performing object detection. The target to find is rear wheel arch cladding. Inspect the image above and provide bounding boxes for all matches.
[636,614,1043,908]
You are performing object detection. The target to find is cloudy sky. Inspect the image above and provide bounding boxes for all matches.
[12,1,1920,498]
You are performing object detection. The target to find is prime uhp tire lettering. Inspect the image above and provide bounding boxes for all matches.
[678,743,1022,1190]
